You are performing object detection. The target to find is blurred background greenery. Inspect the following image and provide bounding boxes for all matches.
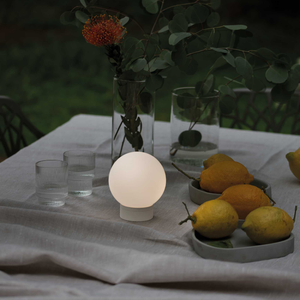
[1,0,300,157]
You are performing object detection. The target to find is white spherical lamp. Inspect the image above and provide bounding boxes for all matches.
[108,152,166,221]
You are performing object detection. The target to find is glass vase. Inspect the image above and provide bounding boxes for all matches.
[112,77,155,164]
[170,87,220,167]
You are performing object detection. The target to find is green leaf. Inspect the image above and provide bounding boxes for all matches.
[245,76,265,92]
[207,12,220,27]
[265,63,289,84]
[211,0,221,10]
[145,57,169,72]
[210,47,227,54]
[203,74,214,95]
[256,48,277,60]
[169,32,191,46]
[120,16,129,26]
[180,58,198,75]
[75,11,89,23]
[60,12,76,25]
[139,92,153,114]
[174,5,186,14]
[210,56,227,71]
[218,85,236,98]
[224,25,247,31]
[80,0,87,7]
[219,95,235,114]
[177,93,196,109]
[235,57,253,80]
[285,69,300,92]
[185,4,209,24]
[142,0,159,14]
[207,239,233,248]
[159,17,169,28]
[158,25,169,33]
[160,50,175,66]
[179,130,202,147]
[131,58,147,72]
[271,85,294,103]
[169,13,188,33]
[146,74,164,91]
[123,37,140,54]
[223,52,235,67]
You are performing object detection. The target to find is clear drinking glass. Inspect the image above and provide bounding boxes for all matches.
[35,160,68,207]
[63,150,95,197]
[170,87,220,167]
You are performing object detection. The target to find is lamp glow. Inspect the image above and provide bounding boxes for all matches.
[108,152,167,221]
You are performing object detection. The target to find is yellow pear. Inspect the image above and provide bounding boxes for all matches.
[286,148,300,180]
[241,206,294,244]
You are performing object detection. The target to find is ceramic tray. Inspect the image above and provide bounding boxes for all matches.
[192,224,294,263]
[189,178,272,205]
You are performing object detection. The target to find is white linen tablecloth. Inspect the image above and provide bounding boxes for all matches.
[1,114,300,299]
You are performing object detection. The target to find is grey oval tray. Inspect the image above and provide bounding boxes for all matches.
[189,178,272,205]
[191,226,294,263]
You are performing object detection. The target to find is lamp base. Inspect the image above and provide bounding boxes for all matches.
[120,205,153,222]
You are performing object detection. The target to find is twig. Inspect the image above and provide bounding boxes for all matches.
[172,163,200,181]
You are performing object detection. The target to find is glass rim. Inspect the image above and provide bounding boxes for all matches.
[172,87,219,98]
[36,160,68,168]
[63,150,95,158]
[113,76,146,84]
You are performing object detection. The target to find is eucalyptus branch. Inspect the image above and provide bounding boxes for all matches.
[89,6,145,33]
[161,0,199,12]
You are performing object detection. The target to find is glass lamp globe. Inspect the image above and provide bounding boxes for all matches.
[108,152,166,221]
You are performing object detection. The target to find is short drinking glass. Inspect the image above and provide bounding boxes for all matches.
[63,150,95,197]
[35,160,68,207]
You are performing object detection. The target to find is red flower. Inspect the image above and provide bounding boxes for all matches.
[82,15,125,47]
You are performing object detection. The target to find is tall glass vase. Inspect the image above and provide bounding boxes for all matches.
[170,87,220,167]
[112,77,155,164]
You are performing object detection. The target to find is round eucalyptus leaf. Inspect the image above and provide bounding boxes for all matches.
[80,0,87,7]
[202,74,214,95]
[142,0,159,14]
[139,92,153,114]
[224,25,247,31]
[158,25,169,33]
[159,17,169,28]
[218,85,236,98]
[60,12,75,24]
[185,4,209,24]
[75,11,89,23]
[169,32,191,46]
[222,52,235,67]
[146,74,164,91]
[120,16,129,26]
[210,47,228,54]
[176,93,196,109]
[285,69,300,92]
[169,13,188,33]
[245,76,265,92]
[265,63,289,84]
[219,95,235,115]
[179,130,202,147]
[235,57,253,80]
[180,58,198,75]
[256,48,277,60]
[207,12,220,27]
[131,58,147,72]
[211,0,221,10]
[271,85,293,103]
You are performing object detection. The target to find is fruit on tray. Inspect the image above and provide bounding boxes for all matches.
[200,161,254,193]
[286,148,300,180]
[216,184,271,219]
[203,153,234,170]
[179,200,239,239]
[241,206,295,244]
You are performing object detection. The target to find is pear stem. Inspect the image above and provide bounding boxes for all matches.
[172,163,200,182]
[261,187,276,206]
[293,206,298,223]
[179,202,197,225]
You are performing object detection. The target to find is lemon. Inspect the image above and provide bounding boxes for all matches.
[286,148,300,180]
[179,200,239,239]
[203,153,234,170]
[217,184,271,219]
[241,206,294,244]
[200,161,254,193]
